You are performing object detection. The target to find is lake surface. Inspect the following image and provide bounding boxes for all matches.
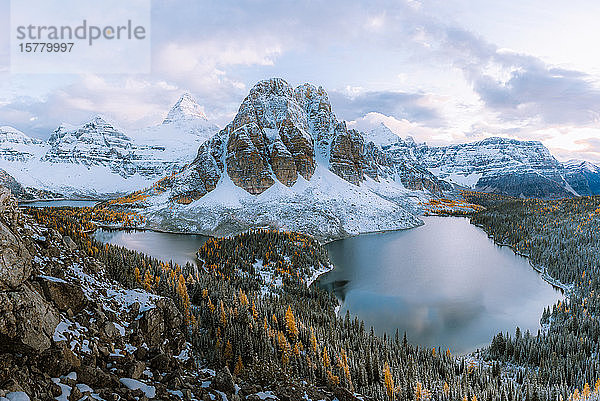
[22,200,99,208]
[319,217,563,353]
[94,229,209,267]
[91,216,562,354]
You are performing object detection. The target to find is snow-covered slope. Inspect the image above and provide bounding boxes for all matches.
[162,92,210,124]
[137,164,423,242]
[111,78,438,241]
[417,137,571,198]
[0,94,219,198]
[128,94,218,166]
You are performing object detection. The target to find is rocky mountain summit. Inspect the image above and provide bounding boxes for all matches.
[112,78,444,241]
[162,92,210,124]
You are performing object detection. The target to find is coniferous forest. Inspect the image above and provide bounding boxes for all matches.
[23,197,600,401]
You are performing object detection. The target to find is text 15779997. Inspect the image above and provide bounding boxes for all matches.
[18,42,74,52]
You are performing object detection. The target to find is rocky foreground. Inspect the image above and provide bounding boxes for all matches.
[0,187,345,401]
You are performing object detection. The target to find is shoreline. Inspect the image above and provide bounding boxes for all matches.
[471,222,571,294]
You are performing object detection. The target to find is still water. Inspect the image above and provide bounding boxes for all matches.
[319,217,563,353]
[94,229,209,267]
[90,215,561,353]
[23,200,99,208]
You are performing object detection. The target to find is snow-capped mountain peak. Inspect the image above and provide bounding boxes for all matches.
[162,93,209,124]
[363,123,402,146]
[48,115,131,147]
[564,159,600,173]
[0,126,42,145]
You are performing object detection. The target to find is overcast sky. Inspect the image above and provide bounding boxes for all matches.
[1,0,600,162]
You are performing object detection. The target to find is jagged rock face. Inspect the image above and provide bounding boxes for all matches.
[0,221,32,290]
[295,83,336,156]
[329,126,365,185]
[0,187,60,353]
[224,78,316,191]
[170,79,380,195]
[170,78,325,195]
[278,118,315,179]
[36,275,86,313]
[226,126,275,194]
[137,298,183,347]
[270,139,298,186]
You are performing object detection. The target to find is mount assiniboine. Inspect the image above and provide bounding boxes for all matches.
[0,93,218,199]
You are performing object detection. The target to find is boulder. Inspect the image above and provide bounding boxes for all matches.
[0,283,60,353]
[36,275,86,313]
[39,343,82,377]
[212,366,235,394]
[334,387,363,401]
[62,235,78,251]
[102,321,121,339]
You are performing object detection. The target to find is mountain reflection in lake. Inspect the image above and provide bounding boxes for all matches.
[318,217,563,353]
[94,229,209,267]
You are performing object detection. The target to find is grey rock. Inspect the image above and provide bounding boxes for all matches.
[0,189,32,289]
[212,366,235,395]
[36,275,86,313]
[0,282,60,353]
[62,235,78,250]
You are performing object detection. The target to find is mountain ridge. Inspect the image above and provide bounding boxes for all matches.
[0,94,219,198]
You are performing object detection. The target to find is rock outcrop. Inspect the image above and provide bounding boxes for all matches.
[0,187,59,354]
[0,188,31,290]
[157,78,445,200]
[146,80,441,196]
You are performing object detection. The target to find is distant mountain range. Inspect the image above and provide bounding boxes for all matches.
[0,93,218,198]
[377,134,598,198]
[1,78,599,237]
[95,78,600,240]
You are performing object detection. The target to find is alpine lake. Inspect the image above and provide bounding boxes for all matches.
[28,200,563,353]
